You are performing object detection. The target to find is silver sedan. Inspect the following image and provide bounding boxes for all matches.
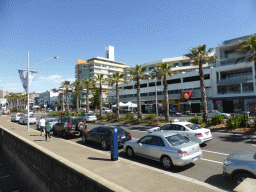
[123,132,202,169]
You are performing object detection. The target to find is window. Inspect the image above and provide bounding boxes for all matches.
[149,67,155,71]
[160,125,172,130]
[139,136,153,144]
[167,79,181,84]
[173,63,179,67]
[165,135,188,146]
[140,93,148,97]
[171,124,181,130]
[140,84,147,88]
[183,62,190,66]
[243,83,254,93]
[151,137,165,146]
[149,82,155,87]
[149,92,155,96]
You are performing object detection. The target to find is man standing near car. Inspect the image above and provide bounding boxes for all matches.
[39,117,46,136]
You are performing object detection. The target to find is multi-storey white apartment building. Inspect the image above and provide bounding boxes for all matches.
[107,34,256,114]
[75,46,130,105]
[39,90,59,108]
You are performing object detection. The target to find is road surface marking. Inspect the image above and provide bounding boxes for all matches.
[200,158,223,164]
[201,150,229,156]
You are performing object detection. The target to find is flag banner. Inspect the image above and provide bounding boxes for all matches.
[18,69,38,90]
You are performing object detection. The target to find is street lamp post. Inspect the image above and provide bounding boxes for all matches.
[0,50,58,131]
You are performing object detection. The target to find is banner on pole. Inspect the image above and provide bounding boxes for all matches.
[18,69,38,91]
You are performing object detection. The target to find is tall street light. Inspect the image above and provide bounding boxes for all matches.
[0,50,58,131]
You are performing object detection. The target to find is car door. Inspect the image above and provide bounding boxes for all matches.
[135,135,153,157]
[146,136,166,160]
[87,127,100,142]
[95,127,108,143]
[55,117,64,132]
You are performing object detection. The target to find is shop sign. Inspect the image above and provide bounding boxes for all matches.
[215,100,222,104]
[180,91,192,100]
[250,106,255,111]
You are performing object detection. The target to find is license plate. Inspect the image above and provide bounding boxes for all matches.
[192,157,199,161]
[121,136,126,139]
[205,132,209,135]
[203,137,212,141]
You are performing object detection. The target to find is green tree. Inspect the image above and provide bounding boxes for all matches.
[107,72,126,118]
[71,80,83,113]
[94,74,105,116]
[82,78,94,112]
[236,34,256,80]
[60,80,71,113]
[90,86,100,109]
[152,63,177,121]
[128,65,149,119]
[184,44,217,122]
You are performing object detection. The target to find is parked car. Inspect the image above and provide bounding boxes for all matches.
[82,126,132,150]
[208,110,231,119]
[19,115,37,124]
[2,109,10,115]
[147,122,212,145]
[102,107,112,114]
[223,149,256,185]
[79,108,93,113]
[11,113,24,122]
[80,113,97,122]
[169,110,182,117]
[52,116,87,138]
[46,108,53,113]
[123,132,202,169]
[36,118,59,131]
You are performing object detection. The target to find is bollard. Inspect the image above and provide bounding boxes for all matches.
[110,128,118,161]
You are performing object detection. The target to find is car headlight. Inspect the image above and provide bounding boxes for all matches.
[224,159,232,166]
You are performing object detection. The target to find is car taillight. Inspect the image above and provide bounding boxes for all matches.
[84,121,87,125]
[195,133,203,137]
[84,130,87,132]
[178,151,188,157]
[117,135,120,139]
[127,133,131,137]
[68,122,71,128]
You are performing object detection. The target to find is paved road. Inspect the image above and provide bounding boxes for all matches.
[10,114,256,191]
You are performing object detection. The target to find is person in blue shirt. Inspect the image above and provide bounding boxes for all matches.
[45,121,51,141]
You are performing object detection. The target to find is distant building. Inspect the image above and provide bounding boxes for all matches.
[39,90,59,108]
[0,87,8,98]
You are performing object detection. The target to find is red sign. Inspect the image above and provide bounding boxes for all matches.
[180,91,192,100]
[215,100,222,104]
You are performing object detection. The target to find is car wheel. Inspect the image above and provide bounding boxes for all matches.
[78,122,85,130]
[161,156,173,169]
[233,172,254,185]
[101,139,108,150]
[82,134,87,144]
[53,128,57,136]
[62,131,67,139]
[126,147,134,158]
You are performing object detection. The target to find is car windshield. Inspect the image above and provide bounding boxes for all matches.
[87,113,95,116]
[47,119,58,122]
[185,123,202,130]
[71,118,83,124]
[165,134,188,146]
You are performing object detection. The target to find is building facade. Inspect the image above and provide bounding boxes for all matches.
[107,34,256,114]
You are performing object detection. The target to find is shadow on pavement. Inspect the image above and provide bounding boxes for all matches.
[219,134,256,143]
[34,140,46,142]
[204,174,235,191]
[88,157,112,161]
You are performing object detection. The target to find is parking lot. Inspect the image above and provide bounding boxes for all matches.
[6,113,255,191]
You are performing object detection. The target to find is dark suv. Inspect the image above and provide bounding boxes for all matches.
[52,116,87,138]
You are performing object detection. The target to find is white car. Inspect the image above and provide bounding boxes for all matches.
[11,113,24,122]
[46,108,53,113]
[147,122,212,145]
[80,113,97,122]
[19,115,37,125]
[102,107,112,114]
[208,110,231,119]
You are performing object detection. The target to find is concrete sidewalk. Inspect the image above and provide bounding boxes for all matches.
[0,115,226,192]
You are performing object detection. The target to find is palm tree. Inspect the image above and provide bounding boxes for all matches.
[82,78,94,113]
[152,63,177,121]
[61,80,71,113]
[94,74,105,116]
[107,72,126,118]
[128,65,148,119]
[236,34,256,75]
[71,80,83,113]
[184,44,217,122]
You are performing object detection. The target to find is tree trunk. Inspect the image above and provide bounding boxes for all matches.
[99,83,102,116]
[137,78,142,119]
[116,83,119,119]
[199,63,209,122]
[164,76,169,121]
[66,89,69,113]
[76,96,79,113]
[86,85,90,112]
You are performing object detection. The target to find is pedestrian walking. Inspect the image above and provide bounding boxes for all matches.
[45,121,51,141]
[39,117,46,136]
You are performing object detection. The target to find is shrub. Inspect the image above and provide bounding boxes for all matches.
[210,115,224,125]
[125,113,134,120]
[239,115,249,127]
[144,114,157,120]
[98,116,108,120]
[188,117,201,124]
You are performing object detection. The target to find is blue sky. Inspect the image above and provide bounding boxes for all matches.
[0,0,256,93]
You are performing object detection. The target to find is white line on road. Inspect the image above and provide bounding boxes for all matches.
[201,150,229,156]
[200,158,223,164]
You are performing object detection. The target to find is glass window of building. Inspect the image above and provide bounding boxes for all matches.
[173,63,179,67]
[182,62,190,66]
[242,83,254,93]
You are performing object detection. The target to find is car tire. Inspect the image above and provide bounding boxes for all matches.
[62,131,67,139]
[126,147,134,158]
[82,134,87,144]
[161,155,173,169]
[53,128,57,136]
[78,122,85,130]
[101,139,108,150]
[233,172,255,185]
